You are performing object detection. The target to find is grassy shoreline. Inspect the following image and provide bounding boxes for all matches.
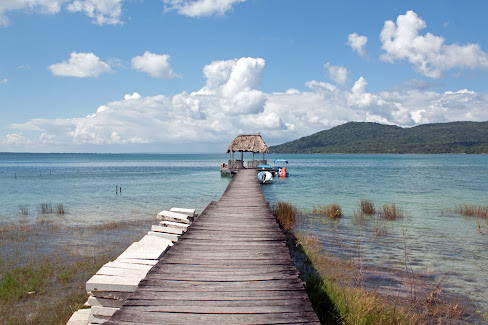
[0,218,153,324]
[273,201,477,324]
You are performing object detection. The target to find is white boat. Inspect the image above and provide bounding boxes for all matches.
[257,171,273,184]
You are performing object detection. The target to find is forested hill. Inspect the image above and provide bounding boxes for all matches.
[269,121,488,154]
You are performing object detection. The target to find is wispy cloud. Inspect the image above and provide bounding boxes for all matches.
[66,0,123,25]
[0,0,123,27]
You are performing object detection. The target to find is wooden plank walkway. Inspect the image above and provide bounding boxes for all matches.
[106,169,319,325]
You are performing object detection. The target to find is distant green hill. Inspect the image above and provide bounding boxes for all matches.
[269,121,488,154]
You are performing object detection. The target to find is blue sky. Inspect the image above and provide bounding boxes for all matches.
[1,0,488,152]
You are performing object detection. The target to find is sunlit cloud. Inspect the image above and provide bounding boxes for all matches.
[380,10,488,78]
[48,52,112,77]
[163,0,246,17]
[131,52,180,79]
[347,33,367,56]
[324,62,348,85]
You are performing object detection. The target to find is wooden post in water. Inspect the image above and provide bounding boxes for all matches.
[116,185,118,195]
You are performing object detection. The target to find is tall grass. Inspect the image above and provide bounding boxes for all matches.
[36,202,69,215]
[0,261,53,302]
[379,203,403,220]
[274,201,462,324]
[273,201,297,231]
[295,232,463,324]
[37,202,53,214]
[313,203,342,219]
[0,255,111,324]
[360,199,375,215]
[456,204,488,219]
[55,203,68,215]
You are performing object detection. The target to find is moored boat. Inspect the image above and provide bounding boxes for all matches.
[273,159,289,177]
[257,170,273,184]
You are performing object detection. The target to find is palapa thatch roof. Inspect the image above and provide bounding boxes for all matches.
[226,134,269,154]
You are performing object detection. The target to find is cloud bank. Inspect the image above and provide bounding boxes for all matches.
[4,57,488,151]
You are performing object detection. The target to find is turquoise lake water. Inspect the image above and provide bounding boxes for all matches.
[0,153,487,311]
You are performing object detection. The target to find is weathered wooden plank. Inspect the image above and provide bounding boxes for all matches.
[137,279,306,292]
[169,207,196,217]
[147,231,179,242]
[146,273,298,281]
[127,290,311,301]
[108,310,319,325]
[151,265,299,273]
[96,266,149,279]
[86,274,141,292]
[87,295,125,308]
[159,220,189,231]
[123,298,312,307]
[150,224,183,235]
[156,210,192,223]
[138,234,173,247]
[112,304,315,314]
[66,308,91,325]
[103,262,154,272]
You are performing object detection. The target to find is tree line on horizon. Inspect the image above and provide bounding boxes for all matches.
[269,121,488,154]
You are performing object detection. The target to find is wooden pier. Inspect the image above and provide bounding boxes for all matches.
[106,169,319,324]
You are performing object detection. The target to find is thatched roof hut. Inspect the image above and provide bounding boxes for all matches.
[226,134,269,154]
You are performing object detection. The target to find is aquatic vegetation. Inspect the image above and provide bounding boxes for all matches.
[273,201,298,232]
[0,261,52,302]
[360,199,375,215]
[18,204,29,216]
[456,204,488,219]
[379,203,403,220]
[325,203,342,219]
[37,202,53,214]
[0,217,150,325]
[312,203,342,219]
[55,203,68,215]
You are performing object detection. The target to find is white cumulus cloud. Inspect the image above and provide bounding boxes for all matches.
[380,10,488,78]
[163,0,246,17]
[48,52,112,77]
[347,33,368,56]
[66,0,122,25]
[0,0,123,27]
[324,62,348,85]
[131,52,180,79]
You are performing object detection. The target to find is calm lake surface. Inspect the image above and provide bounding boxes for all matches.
[1,153,487,311]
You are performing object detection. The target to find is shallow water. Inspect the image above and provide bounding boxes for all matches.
[0,153,487,311]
